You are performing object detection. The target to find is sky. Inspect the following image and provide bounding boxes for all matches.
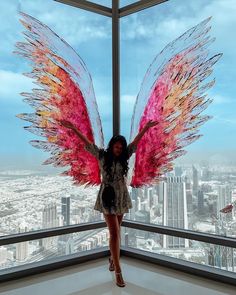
[0,0,236,170]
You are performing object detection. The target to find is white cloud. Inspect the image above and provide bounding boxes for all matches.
[38,10,110,46]
[0,0,111,58]
[121,0,236,59]
[19,1,111,46]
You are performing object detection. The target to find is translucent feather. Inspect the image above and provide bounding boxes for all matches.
[14,11,104,187]
[128,17,222,187]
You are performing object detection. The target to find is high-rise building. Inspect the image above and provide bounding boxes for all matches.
[0,247,7,265]
[147,187,155,209]
[185,175,193,214]
[61,196,71,226]
[232,190,236,219]
[42,202,58,250]
[162,176,189,248]
[134,210,150,245]
[155,182,164,203]
[126,199,136,220]
[198,189,204,215]
[16,222,28,261]
[217,184,232,220]
[131,187,139,211]
[192,165,199,196]
[42,202,58,229]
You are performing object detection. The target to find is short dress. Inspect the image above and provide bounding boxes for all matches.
[84,142,137,215]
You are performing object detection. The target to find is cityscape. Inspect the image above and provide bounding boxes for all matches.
[0,0,235,292]
[0,162,235,273]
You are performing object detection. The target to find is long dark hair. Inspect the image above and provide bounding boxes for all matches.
[102,135,129,179]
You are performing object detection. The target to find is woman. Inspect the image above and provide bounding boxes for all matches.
[60,119,158,287]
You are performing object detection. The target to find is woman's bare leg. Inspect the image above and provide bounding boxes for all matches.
[109,214,124,260]
[117,214,124,259]
[117,214,124,227]
[104,213,122,273]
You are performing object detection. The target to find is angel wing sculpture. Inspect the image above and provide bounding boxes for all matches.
[13,11,222,188]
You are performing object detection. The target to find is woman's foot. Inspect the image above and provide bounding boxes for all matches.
[115,271,126,287]
[109,256,115,271]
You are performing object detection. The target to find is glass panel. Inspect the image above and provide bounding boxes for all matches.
[121,0,236,238]
[0,229,108,270]
[0,0,111,234]
[121,228,236,273]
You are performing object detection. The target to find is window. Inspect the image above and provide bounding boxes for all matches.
[121,0,236,241]
[0,0,112,237]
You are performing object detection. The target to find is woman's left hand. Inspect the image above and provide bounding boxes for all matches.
[146,119,159,129]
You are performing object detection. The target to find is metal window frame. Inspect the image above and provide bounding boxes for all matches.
[0,221,236,285]
[2,0,235,287]
[54,0,168,134]
[1,220,236,248]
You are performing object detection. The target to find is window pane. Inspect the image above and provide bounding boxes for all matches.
[121,0,236,238]
[121,228,236,273]
[0,0,111,234]
[0,230,108,270]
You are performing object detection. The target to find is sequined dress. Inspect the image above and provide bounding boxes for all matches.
[84,142,137,215]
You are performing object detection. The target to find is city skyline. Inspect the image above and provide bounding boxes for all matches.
[0,161,235,272]
[0,0,235,285]
[0,0,236,173]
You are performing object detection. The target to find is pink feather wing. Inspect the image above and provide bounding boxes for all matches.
[128,17,222,188]
[13,11,104,187]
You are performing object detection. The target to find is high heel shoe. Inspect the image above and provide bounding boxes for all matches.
[115,271,126,287]
[109,256,115,271]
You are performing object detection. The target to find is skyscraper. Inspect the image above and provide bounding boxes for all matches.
[162,176,189,248]
[16,222,28,261]
[42,202,58,250]
[58,196,72,254]
[131,187,139,211]
[185,175,193,214]
[61,196,70,226]
[135,210,150,244]
[198,189,204,215]
[192,165,199,196]
[155,182,164,203]
[42,202,58,229]
[217,184,232,220]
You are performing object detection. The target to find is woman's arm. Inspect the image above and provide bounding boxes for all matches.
[59,120,92,146]
[129,119,159,147]
[59,119,104,159]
